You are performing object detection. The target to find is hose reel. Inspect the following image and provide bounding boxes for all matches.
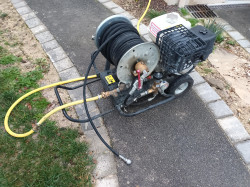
[95,15,160,84]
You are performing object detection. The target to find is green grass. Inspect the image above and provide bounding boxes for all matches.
[0,46,22,65]
[0,11,8,19]
[179,8,189,16]
[146,9,165,19]
[226,40,236,46]
[0,45,94,186]
[203,68,212,74]
[187,18,199,27]
[204,19,224,43]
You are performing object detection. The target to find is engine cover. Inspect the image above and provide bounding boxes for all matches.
[156,24,216,75]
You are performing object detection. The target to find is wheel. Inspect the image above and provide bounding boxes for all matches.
[166,74,194,97]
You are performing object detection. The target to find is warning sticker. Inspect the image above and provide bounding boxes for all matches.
[105,75,116,84]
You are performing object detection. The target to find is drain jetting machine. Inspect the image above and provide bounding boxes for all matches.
[4,14,216,164]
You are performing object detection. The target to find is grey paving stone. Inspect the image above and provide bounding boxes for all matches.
[117,11,135,20]
[237,39,250,48]
[21,12,36,21]
[215,18,229,26]
[103,1,118,9]
[16,6,32,15]
[47,47,67,62]
[74,102,98,117]
[111,7,125,14]
[98,0,110,3]
[96,174,119,187]
[245,47,250,54]
[31,24,47,35]
[59,66,80,81]
[84,126,111,156]
[223,24,235,32]
[41,40,59,52]
[53,57,74,72]
[35,31,54,44]
[67,83,92,101]
[235,140,250,164]
[11,0,23,4]
[208,100,234,119]
[131,18,139,27]
[25,17,41,29]
[227,31,245,41]
[193,82,221,103]
[80,108,103,131]
[218,116,250,143]
[13,1,26,8]
[138,24,148,36]
[189,71,206,86]
[94,153,117,179]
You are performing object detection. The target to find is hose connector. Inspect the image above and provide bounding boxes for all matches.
[119,155,132,165]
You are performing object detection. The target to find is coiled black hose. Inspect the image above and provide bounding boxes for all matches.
[99,21,144,66]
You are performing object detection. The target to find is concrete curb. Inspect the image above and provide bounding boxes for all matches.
[10,0,119,186]
[213,17,250,54]
[97,0,250,171]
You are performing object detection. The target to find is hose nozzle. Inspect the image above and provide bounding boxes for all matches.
[119,155,132,165]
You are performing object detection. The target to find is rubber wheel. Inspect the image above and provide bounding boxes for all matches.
[166,74,194,97]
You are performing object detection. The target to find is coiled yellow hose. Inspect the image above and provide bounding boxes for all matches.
[137,0,152,33]
[4,75,98,138]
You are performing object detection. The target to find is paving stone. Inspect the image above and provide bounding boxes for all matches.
[215,18,228,26]
[41,39,59,52]
[111,7,125,14]
[96,174,119,187]
[98,0,110,3]
[237,39,250,48]
[11,0,23,4]
[84,126,111,156]
[80,108,103,131]
[16,6,32,15]
[13,1,26,8]
[131,18,139,27]
[189,71,205,86]
[235,140,250,164]
[35,31,54,44]
[103,1,118,9]
[59,66,80,81]
[25,17,41,29]
[142,34,152,42]
[227,31,245,41]
[208,100,233,119]
[193,82,221,103]
[218,116,250,143]
[53,57,74,72]
[117,11,135,20]
[74,102,98,117]
[245,47,250,54]
[223,24,235,32]
[21,12,36,21]
[67,83,92,101]
[94,153,117,179]
[139,24,148,36]
[47,47,67,62]
[31,24,47,35]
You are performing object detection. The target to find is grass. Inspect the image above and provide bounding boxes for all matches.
[0,45,94,186]
[0,11,8,19]
[179,8,189,16]
[187,18,199,27]
[203,68,212,74]
[226,40,236,46]
[0,46,22,65]
[146,9,165,19]
[204,19,224,43]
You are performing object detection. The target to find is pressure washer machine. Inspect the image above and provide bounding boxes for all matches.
[54,15,216,164]
[5,15,216,165]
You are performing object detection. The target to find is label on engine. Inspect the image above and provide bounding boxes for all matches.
[105,75,116,84]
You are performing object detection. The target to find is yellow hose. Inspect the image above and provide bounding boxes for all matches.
[4,75,98,138]
[137,0,151,33]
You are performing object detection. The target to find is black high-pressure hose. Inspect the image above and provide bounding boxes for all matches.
[82,22,144,165]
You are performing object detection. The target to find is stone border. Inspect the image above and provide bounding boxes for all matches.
[98,0,250,171]
[212,17,250,54]
[10,0,119,186]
